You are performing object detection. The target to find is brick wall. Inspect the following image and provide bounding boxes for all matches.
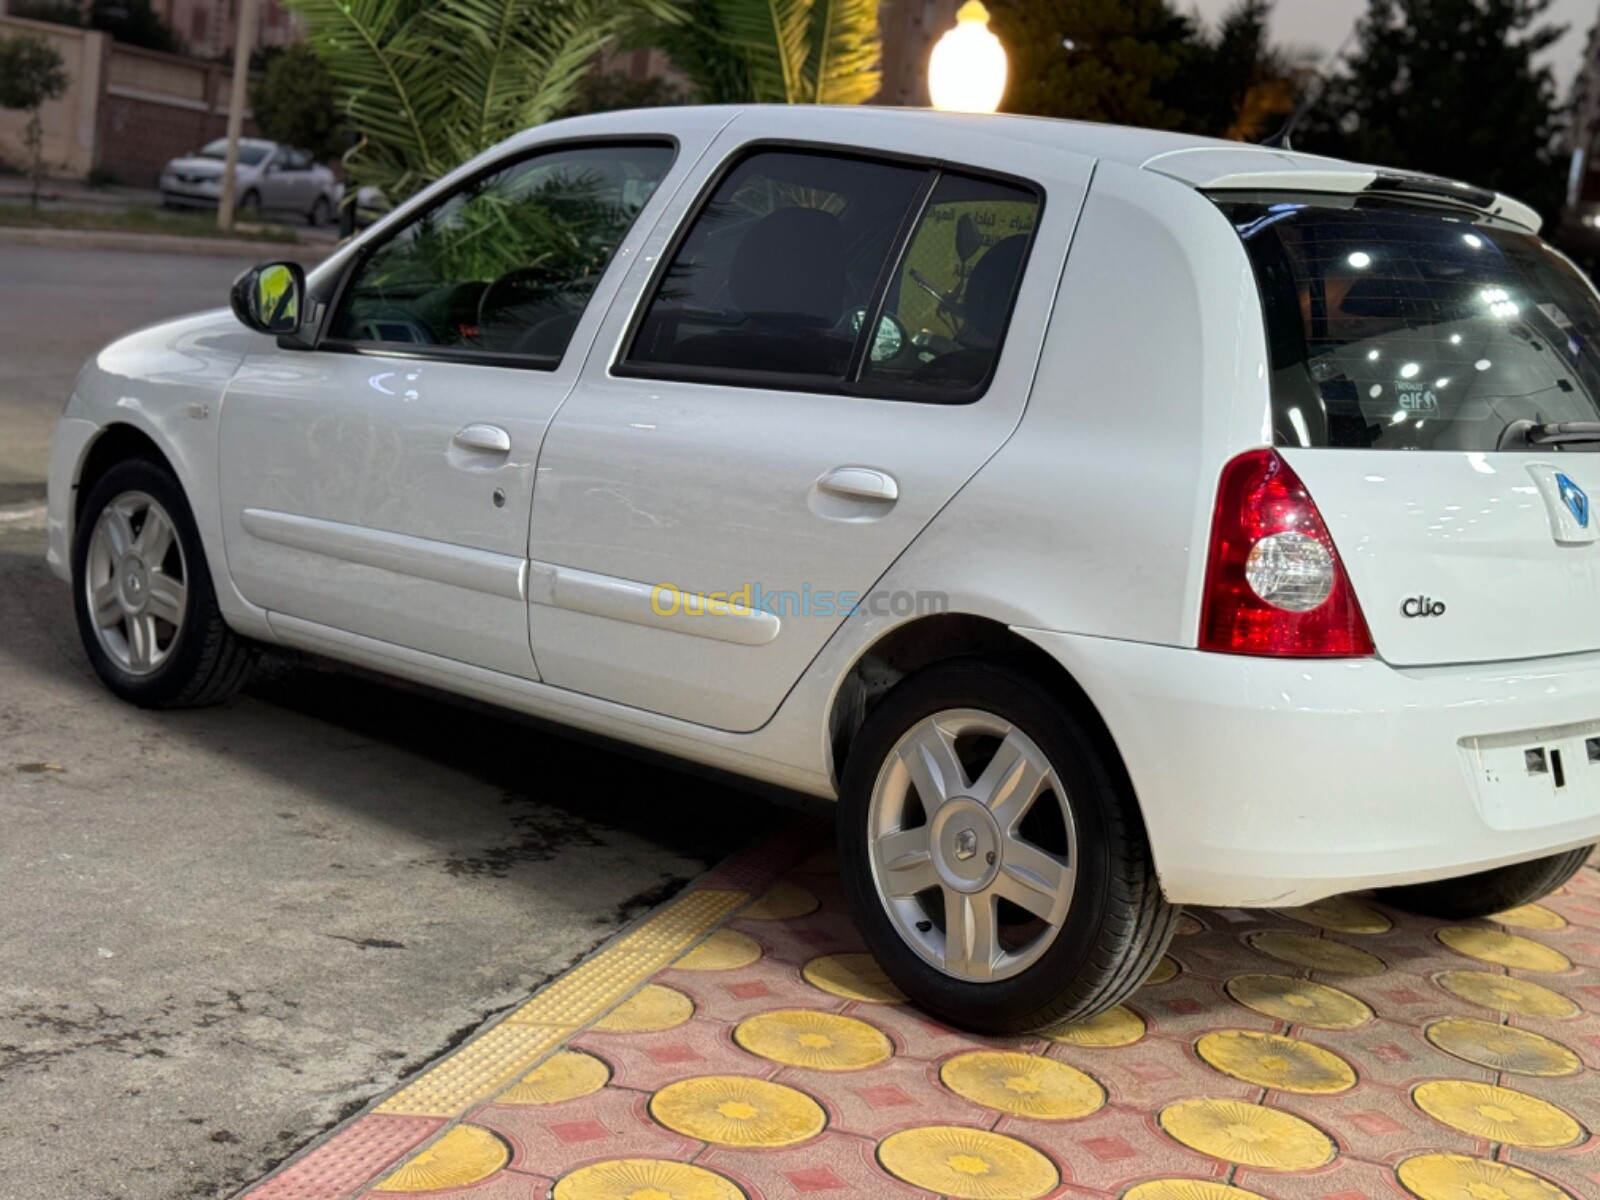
[94,44,254,186]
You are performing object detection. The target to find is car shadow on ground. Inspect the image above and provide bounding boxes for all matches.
[0,534,788,890]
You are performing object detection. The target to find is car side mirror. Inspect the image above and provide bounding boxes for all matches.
[231,261,305,335]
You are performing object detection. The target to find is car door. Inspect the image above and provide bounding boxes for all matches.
[258,147,293,212]
[527,116,1094,731]
[217,137,689,676]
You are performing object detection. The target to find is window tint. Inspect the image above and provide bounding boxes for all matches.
[330,143,674,362]
[862,173,1038,394]
[1218,195,1600,451]
[626,150,928,381]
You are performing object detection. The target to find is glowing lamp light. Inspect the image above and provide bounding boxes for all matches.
[929,1,1007,114]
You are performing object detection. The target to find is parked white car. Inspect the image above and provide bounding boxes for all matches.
[160,137,337,225]
[49,107,1600,1032]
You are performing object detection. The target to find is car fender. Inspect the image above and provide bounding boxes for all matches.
[52,308,275,639]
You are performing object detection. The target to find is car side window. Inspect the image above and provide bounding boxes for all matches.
[624,150,928,383]
[285,147,312,171]
[861,173,1039,395]
[329,142,675,364]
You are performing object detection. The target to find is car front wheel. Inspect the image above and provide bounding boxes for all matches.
[838,659,1176,1035]
[73,458,255,709]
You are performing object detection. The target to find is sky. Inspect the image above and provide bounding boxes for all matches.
[1187,0,1599,92]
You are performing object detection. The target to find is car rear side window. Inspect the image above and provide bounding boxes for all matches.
[1218,194,1600,451]
[621,148,1041,402]
[328,142,674,365]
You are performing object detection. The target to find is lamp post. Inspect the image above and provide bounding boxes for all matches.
[928,0,1007,114]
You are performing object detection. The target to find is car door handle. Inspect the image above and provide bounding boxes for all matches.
[453,423,511,454]
[817,467,898,502]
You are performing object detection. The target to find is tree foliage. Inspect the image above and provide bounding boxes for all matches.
[635,0,881,104]
[1298,0,1567,220]
[0,32,69,210]
[986,0,1309,139]
[252,43,345,162]
[284,0,682,200]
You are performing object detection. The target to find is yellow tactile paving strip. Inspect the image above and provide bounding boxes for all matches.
[243,831,1600,1200]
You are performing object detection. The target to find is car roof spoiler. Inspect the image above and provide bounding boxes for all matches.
[1140,146,1541,234]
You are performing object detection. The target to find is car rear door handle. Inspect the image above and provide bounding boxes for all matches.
[453,423,511,454]
[817,466,898,502]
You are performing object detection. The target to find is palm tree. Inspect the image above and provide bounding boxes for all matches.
[285,0,683,200]
[638,0,881,105]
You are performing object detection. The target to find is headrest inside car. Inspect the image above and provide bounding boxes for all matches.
[728,207,847,329]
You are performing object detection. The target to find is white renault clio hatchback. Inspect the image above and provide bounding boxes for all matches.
[47,107,1600,1032]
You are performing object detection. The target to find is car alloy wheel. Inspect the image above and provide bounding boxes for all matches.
[866,708,1076,982]
[83,490,188,677]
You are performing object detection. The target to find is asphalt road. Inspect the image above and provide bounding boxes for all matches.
[0,245,781,1199]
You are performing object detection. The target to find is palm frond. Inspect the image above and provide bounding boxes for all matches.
[803,0,880,104]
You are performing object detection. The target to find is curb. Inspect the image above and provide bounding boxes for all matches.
[236,816,830,1200]
[0,224,328,264]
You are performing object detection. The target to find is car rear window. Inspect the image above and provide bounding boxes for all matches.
[1216,194,1600,451]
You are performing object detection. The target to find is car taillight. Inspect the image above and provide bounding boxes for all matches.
[1200,449,1374,657]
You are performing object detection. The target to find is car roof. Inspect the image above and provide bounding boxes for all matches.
[536,105,1540,233]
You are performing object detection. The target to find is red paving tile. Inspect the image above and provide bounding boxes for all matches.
[239,836,1600,1200]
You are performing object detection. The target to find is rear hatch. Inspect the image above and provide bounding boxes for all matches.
[1217,192,1600,667]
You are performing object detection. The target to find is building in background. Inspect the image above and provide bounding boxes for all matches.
[150,0,301,60]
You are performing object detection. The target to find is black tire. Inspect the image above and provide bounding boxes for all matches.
[308,195,330,226]
[73,458,256,709]
[1376,847,1593,920]
[238,190,261,216]
[838,659,1177,1035]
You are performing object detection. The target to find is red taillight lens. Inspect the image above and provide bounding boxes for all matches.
[1200,449,1374,657]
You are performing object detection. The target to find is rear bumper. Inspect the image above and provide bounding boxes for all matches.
[1019,628,1600,907]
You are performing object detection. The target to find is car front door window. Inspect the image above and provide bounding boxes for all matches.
[329,143,675,363]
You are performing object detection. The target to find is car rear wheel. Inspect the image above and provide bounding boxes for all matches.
[308,195,330,226]
[73,458,255,709]
[1376,847,1593,919]
[838,659,1176,1035]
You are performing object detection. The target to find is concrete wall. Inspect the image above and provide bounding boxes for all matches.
[0,15,107,178]
[0,15,254,188]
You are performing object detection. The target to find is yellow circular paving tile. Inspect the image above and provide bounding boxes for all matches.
[1224,974,1373,1030]
[940,1050,1105,1119]
[1146,956,1180,985]
[1043,1004,1146,1047]
[1274,895,1393,934]
[650,1076,825,1147]
[802,952,906,1003]
[1492,903,1568,931]
[594,984,695,1033]
[1196,1030,1357,1094]
[1247,931,1386,976]
[498,1050,610,1105]
[877,1125,1058,1200]
[1434,971,1579,1019]
[1437,927,1571,973]
[1397,1153,1574,1200]
[1425,1017,1582,1076]
[733,1010,892,1070]
[676,929,763,971]
[372,1125,509,1192]
[1125,1183,1270,1200]
[742,881,820,921]
[1158,1099,1334,1170]
[1412,1081,1582,1148]
[552,1158,745,1200]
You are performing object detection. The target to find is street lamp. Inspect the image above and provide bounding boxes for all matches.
[928,0,1007,114]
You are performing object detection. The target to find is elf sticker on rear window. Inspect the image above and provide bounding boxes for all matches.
[1399,383,1439,412]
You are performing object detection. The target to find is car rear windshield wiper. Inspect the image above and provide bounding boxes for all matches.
[1497,420,1600,449]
